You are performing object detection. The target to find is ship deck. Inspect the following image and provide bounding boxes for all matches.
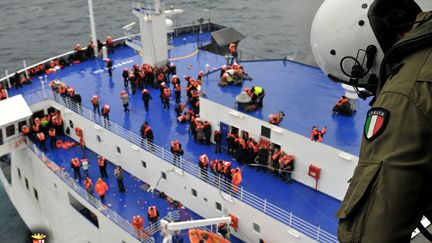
[8,31,371,237]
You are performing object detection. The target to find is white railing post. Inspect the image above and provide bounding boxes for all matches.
[23,60,29,79]
[5,70,11,88]
[317,226,321,241]
[263,199,267,213]
[240,187,244,200]
[288,212,293,226]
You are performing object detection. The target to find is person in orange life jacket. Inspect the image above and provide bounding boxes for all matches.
[102,104,110,124]
[53,112,64,136]
[81,157,89,178]
[95,178,109,202]
[48,127,57,149]
[228,42,238,65]
[98,155,108,178]
[0,86,6,100]
[122,68,129,89]
[271,147,282,177]
[279,153,295,183]
[141,89,152,112]
[84,177,93,194]
[332,95,353,116]
[310,126,326,142]
[119,90,130,112]
[174,83,181,104]
[147,206,160,224]
[131,215,145,238]
[106,59,113,77]
[106,36,114,54]
[35,131,47,152]
[162,86,171,110]
[170,140,183,166]
[71,157,81,180]
[269,111,285,125]
[114,165,126,192]
[231,167,242,192]
[129,74,137,94]
[198,154,209,181]
[197,71,205,83]
[91,95,100,114]
[21,125,30,143]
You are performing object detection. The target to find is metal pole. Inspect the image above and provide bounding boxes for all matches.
[88,0,98,57]
[39,76,46,99]
[5,70,11,88]
[23,60,29,79]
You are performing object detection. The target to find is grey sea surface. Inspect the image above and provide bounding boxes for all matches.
[0,0,324,241]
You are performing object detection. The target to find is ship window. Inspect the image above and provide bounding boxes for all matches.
[161,171,166,180]
[203,197,208,202]
[117,146,121,154]
[69,120,74,128]
[215,202,222,211]
[253,223,261,233]
[53,183,57,189]
[68,193,99,228]
[142,160,147,168]
[191,188,197,197]
[96,135,101,142]
[25,178,29,190]
[261,126,271,139]
[17,168,21,179]
[6,124,15,137]
[33,188,39,200]
[0,154,11,184]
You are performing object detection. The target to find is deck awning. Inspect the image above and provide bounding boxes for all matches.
[199,27,245,56]
[0,95,32,127]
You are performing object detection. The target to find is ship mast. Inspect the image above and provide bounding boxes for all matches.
[127,0,182,66]
[88,0,98,58]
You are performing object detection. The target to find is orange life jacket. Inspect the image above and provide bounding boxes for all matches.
[95,181,108,196]
[102,105,110,114]
[84,178,92,189]
[163,88,171,98]
[272,151,281,161]
[91,96,99,105]
[71,158,80,168]
[171,141,180,152]
[148,206,158,219]
[132,216,144,229]
[223,161,231,174]
[210,160,218,172]
[144,126,151,137]
[199,154,209,167]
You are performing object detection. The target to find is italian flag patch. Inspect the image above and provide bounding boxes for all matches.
[364,108,390,141]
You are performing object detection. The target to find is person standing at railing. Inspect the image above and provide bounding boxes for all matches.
[257,145,269,172]
[102,104,110,126]
[198,154,209,181]
[71,157,82,181]
[114,166,126,193]
[132,215,145,239]
[170,140,183,167]
[21,125,30,139]
[84,177,93,195]
[98,156,108,179]
[147,206,160,224]
[231,167,242,193]
[213,130,222,154]
[48,127,57,149]
[91,95,100,115]
[95,178,109,202]
[106,36,114,54]
[120,91,130,112]
[228,42,238,65]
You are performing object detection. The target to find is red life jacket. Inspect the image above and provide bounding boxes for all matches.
[36,132,45,141]
[199,154,209,167]
[48,128,56,137]
[71,158,80,168]
[148,206,158,219]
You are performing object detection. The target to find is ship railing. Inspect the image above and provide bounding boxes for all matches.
[0,136,26,157]
[23,90,338,242]
[25,139,158,243]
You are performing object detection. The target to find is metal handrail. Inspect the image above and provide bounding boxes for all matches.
[24,90,338,242]
[26,139,157,243]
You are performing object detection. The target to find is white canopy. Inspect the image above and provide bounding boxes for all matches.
[0,95,32,127]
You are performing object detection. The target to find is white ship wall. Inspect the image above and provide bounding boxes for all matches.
[200,98,358,200]
[36,99,321,242]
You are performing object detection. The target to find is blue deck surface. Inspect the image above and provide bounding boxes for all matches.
[6,31,369,236]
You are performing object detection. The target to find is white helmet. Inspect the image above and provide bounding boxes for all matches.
[311,0,421,96]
